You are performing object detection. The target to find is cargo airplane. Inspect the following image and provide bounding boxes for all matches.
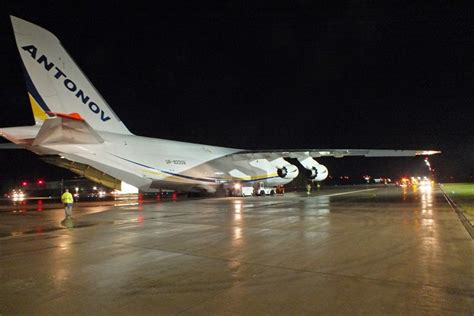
[0,16,440,194]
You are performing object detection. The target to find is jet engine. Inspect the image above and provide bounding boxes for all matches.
[299,157,329,181]
[270,157,299,179]
[277,164,299,179]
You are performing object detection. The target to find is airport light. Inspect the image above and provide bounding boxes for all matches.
[11,190,25,202]
[424,158,430,166]
[37,179,44,185]
[424,157,433,172]
[21,181,28,187]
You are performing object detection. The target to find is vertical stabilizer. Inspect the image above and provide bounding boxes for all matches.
[10,16,132,135]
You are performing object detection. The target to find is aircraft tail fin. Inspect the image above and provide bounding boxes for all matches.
[10,16,132,135]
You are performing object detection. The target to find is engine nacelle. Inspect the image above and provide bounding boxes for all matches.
[299,157,329,181]
[276,164,299,179]
[270,157,299,179]
[307,164,328,181]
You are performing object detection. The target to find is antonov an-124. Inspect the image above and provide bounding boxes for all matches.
[0,16,440,194]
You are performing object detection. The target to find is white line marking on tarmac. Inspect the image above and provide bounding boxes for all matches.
[319,188,377,197]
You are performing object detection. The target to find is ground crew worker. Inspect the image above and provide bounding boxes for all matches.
[61,188,74,218]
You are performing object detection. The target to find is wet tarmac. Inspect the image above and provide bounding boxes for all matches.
[0,185,472,315]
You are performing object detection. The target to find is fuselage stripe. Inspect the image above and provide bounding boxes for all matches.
[111,154,280,184]
[20,62,53,115]
[111,154,217,183]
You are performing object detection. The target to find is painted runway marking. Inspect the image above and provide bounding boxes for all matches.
[318,188,377,197]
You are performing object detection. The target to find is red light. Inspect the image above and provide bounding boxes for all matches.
[37,179,44,185]
[21,181,28,186]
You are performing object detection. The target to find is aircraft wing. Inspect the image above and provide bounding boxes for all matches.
[222,149,441,160]
[180,148,440,184]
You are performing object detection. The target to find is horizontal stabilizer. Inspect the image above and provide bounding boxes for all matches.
[0,126,40,145]
[32,117,104,145]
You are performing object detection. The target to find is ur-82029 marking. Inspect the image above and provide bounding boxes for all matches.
[165,160,186,165]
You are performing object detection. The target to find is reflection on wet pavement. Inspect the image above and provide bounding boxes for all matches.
[0,186,472,314]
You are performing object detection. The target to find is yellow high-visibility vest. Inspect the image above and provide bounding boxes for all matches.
[61,192,74,204]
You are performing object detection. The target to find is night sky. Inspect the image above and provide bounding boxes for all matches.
[0,1,473,189]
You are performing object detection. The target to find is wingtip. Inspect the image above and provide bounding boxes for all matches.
[416,150,442,156]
